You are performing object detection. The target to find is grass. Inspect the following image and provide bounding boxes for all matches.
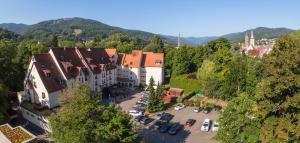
[170,73,202,94]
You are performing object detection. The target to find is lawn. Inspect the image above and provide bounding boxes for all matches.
[170,73,202,94]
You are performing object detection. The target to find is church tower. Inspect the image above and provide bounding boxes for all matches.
[244,32,249,47]
[249,30,255,48]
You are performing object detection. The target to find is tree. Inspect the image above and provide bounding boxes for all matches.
[155,83,164,111]
[48,35,58,47]
[254,34,300,143]
[49,83,139,143]
[197,60,219,98]
[216,93,260,143]
[147,77,156,112]
[0,83,9,124]
[207,37,231,52]
[172,46,194,76]
[143,35,164,53]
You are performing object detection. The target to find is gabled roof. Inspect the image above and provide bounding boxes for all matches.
[77,48,116,74]
[142,52,164,67]
[118,50,143,68]
[33,53,66,93]
[51,48,86,79]
[117,50,164,68]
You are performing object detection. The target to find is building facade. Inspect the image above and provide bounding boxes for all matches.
[21,47,164,131]
[240,30,274,57]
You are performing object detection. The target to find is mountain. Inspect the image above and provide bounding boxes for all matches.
[0,18,294,45]
[21,17,156,42]
[0,23,30,33]
[221,27,294,43]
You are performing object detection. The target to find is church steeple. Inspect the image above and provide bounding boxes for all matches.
[244,32,249,47]
[249,30,255,47]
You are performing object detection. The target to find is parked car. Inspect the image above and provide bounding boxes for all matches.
[160,113,174,123]
[212,121,219,132]
[193,107,202,113]
[174,103,185,110]
[140,116,152,125]
[185,119,196,127]
[134,115,145,122]
[201,119,211,132]
[203,107,212,114]
[168,123,183,135]
[153,120,163,129]
[132,106,146,112]
[134,103,146,108]
[129,110,142,117]
[215,105,222,111]
[159,123,170,133]
[154,112,166,120]
[137,100,147,105]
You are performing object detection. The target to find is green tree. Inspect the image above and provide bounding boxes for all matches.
[216,93,260,143]
[143,35,164,53]
[0,83,9,124]
[49,83,139,143]
[155,83,164,111]
[147,77,156,112]
[197,60,219,98]
[48,35,58,47]
[254,34,300,143]
[172,46,193,76]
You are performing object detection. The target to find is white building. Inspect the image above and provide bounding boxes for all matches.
[21,47,164,132]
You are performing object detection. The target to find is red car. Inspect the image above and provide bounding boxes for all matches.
[185,119,196,127]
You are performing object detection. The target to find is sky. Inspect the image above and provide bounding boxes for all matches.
[0,0,299,37]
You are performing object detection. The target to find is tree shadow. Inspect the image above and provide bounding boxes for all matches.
[136,121,191,143]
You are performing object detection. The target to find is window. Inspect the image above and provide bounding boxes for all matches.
[41,64,46,69]
[42,92,46,99]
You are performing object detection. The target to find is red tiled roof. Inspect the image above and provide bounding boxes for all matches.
[142,52,164,67]
[118,50,143,68]
[118,50,164,68]
[33,53,66,93]
[51,48,86,79]
[78,48,117,73]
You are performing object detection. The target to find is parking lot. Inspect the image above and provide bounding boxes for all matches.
[118,91,219,143]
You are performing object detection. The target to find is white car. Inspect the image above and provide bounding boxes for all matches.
[201,119,211,132]
[129,110,142,117]
[212,121,219,132]
[174,103,185,110]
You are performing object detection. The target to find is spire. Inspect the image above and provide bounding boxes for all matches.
[176,33,181,49]
[244,32,249,47]
[249,30,255,47]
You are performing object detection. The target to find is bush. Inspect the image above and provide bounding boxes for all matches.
[205,102,215,109]
[183,100,194,106]
[182,91,195,101]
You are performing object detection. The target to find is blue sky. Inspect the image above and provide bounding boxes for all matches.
[0,0,299,37]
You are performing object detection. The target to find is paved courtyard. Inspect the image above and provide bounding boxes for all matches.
[118,91,219,143]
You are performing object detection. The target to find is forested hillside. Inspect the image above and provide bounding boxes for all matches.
[0,18,293,45]
[22,17,155,43]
